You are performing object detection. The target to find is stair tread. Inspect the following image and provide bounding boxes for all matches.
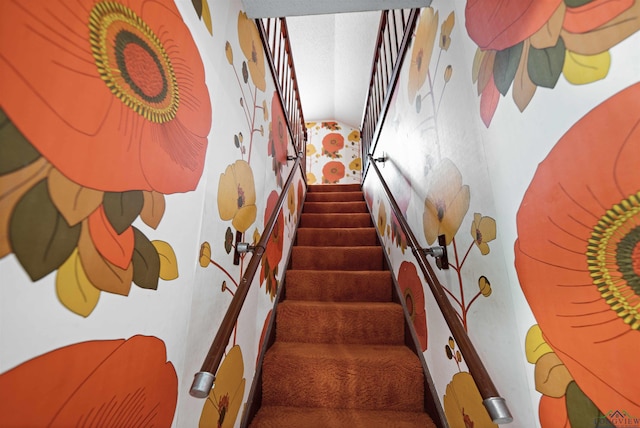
[250,406,437,428]
[285,270,392,302]
[276,301,404,345]
[262,343,425,411]
[290,246,384,271]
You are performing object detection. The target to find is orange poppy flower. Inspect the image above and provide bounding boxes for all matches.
[0,0,211,194]
[0,335,177,427]
[398,261,428,351]
[269,92,290,187]
[465,0,563,51]
[322,133,345,158]
[515,83,640,417]
[261,191,284,300]
[322,161,345,184]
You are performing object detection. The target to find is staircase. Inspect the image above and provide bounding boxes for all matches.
[249,184,437,427]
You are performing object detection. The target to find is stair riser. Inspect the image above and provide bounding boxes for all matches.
[290,248,384,271]
[306,192,364,203]
[299,213,372,228]
[296,228,378,247]
[308,184,361,193]
[262,351,424,411]
[284,271,392,302]
[303,202,368,213]
[276,303,405,345]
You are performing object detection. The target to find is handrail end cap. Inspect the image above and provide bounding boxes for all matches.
[483,396,513,424]
[189,371,215,399]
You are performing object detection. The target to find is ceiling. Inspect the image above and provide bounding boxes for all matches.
[242,0,429,128]
[286,12,380,128]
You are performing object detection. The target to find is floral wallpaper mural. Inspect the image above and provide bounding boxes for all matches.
[2,0,302,425]
[465,0,640,126]
[0,0,209,316]
[0,335,177,427]
[199,345,246,428]
[305,121,362,184]
[364,3,533,426]
[515,83,640,424]
[191,7,301,427]
[363,0,640,425]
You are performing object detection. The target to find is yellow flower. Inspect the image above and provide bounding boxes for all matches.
[306,172,317,184]
[237,12,265,91]
[306,144,317,156]
[262,99,269,121]
[199,345,246,428]
[440,11,455,51]
[287,185,296,214]
[348,130,361,142]
[199,242,211,267]
[349,158,362,171]
[408,8,438,103]
[478,276,492,297]
[422,159,470,245]
[444,372,498,428]
[305,122,316,128]
[471,213,496,255]
[217,160,257,232]
[444,65,453,82]
[377,203,387,237]
[225,41,233,64]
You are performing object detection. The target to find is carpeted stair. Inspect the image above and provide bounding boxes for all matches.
[250,184,437,428]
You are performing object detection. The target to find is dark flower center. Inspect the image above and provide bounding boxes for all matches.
[587,193,640,330]
[237,185,246,208]
[436,199,446,221]
[616,226,640,293]
[251,42,258,63]
[475,228,483,244]
[404,288,415,318]
[217,393,230,428]
[89,1,179,123]
[116,31,168,102]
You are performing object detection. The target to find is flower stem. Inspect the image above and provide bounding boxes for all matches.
[209,259,239,289]
[442,285,463,309]
[232,67,252,128]
[465,291,482,313]
[247,86,258,164]
[459,241,475,269]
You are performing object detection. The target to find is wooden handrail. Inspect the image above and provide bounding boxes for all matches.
[190,155,302,398]
[257,17,307,163]
[360,9,419,180]
[190,15,307,398]
[367,155,513,424]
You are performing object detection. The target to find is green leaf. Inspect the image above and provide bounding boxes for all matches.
[493,42,523,96]
[191,0,202,18]
[10,180,81,280]
[566,381,607,427]
[564,0,595,7]
[0,109,41,175]
[131,227,160,290]
[225,227,233,254]
[528,37,566,88]
[103,191,144,234]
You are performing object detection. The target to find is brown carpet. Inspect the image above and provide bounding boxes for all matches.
[250,184,437,427]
